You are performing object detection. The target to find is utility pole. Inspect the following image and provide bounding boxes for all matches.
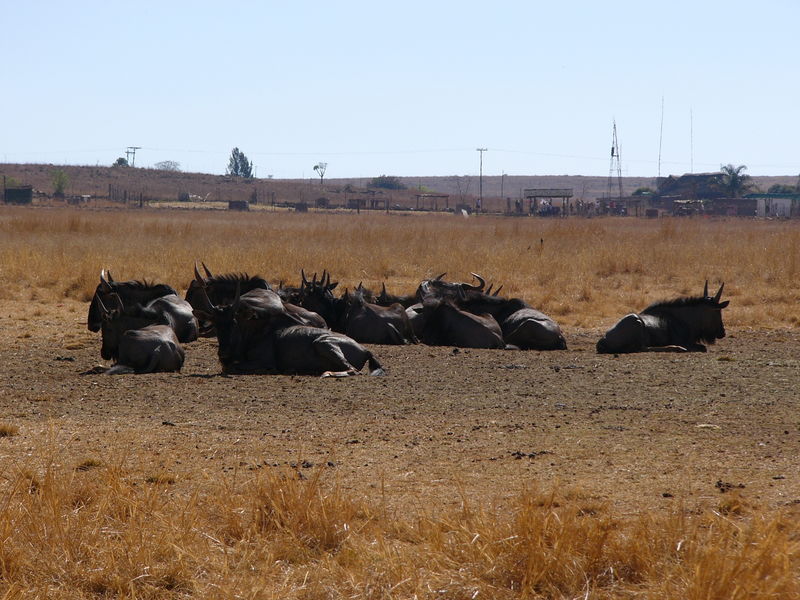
[476,148,487,212]
[126,146,141,167]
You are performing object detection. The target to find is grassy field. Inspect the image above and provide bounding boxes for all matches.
[1,205,800,598]
[1,205,799,328]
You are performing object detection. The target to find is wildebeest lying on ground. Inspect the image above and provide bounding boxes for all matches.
[186,264,326,334]
[420,295,506,349]
[192,285,385,377]
[297,272,415,344]
[596,282,730,354]
[89,270,198,343]
[96,293,185,375]
[416,273,567,350]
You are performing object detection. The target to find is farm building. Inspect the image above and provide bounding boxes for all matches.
[749,193,800,218]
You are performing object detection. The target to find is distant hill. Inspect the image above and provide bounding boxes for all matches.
[2,163,796,212]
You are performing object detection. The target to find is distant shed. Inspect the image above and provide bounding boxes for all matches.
[3,185,33,205]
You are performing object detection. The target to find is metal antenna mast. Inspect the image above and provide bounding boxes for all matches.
[126,146,141,167]
[476,147,487,211]
[607,121,623,203]
[657,96,664,179]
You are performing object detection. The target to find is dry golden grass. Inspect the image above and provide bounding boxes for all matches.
[1,206,799,328]
[0,448,798,599]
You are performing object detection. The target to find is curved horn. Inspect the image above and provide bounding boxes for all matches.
[301,269,308,287]
[714,282,725,303]
[703,280,709,297]
[201,262,213,278]
[106,270,115,283]
[110,293,124,313]
[99,270,112,293]
[96,292,110,316]
[195,284,216,314]
[470,272,486,290]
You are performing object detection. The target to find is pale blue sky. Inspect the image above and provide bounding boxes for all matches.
[3,1,798,179]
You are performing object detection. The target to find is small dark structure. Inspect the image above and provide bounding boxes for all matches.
[228,200,249,211]
[523,189,573,216]
[3,184,33,205]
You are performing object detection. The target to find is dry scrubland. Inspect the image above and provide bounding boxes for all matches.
[1,206,800,598]
[1,207,800,327]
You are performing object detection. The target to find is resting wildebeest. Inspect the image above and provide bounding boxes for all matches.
[96,293,185,375]
[186,264,326,334]
[88,270,198,343]
[192,286,385,377]
[341,284,418,345]
[417,274,566,350]
[420,296,506,349]
[455,294,567,350]
[596,282,730,354]
[375,283,417,308]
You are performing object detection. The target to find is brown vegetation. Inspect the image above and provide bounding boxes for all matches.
[1,206,799,328]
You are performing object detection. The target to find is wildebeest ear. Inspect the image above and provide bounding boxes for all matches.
[328,280,338,290]
[717,300,729,309]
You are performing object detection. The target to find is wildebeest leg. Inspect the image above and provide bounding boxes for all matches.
[313,338,360,377]
[104,363,135,375]
[644,345,689,352]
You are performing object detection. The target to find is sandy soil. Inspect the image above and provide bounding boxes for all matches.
[2,298,799,516]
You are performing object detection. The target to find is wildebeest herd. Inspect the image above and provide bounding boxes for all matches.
[88,265,729,376]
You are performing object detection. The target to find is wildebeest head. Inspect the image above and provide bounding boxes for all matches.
[192,284,300,365]
[97,292,167,361]
[297,270,341,325]
[415,272,486,303]
[184,263,271,335]
[88,270,178,332]
[643,281,730,345]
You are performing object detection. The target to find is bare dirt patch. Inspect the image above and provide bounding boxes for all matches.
[2,299,799,516]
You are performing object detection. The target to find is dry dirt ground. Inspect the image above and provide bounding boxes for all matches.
[2,298,799,516]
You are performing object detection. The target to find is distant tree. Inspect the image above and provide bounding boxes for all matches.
[720,164,753,198]
[51,169,69,197]
[313,162,327,185]
[154,160,181,172]
[368,175,406,190]
[113,157,129,167]
[226,148,254,178]
[632,186,654,196]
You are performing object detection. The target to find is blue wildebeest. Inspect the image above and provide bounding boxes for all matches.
[417,273,566,350]
[296,272,414,344]
[192,285,385,376]
[96,293,185,375]
[596,282,730,354]
[89,270,198,343]
[185,264,326,333]
[419,294,506,349]
[375,282,417,308]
